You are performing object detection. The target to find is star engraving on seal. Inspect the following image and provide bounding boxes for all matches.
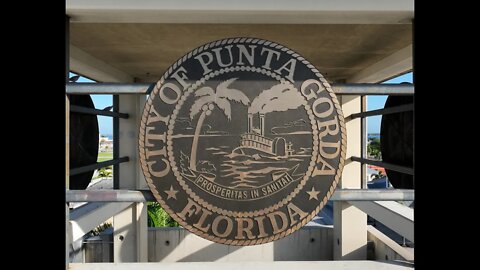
[164,185,178,200]
[306,186,320,201]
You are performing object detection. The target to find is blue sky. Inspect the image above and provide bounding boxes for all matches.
[72,74,113,135]
[70,72,412,135]
[367,72,413,133]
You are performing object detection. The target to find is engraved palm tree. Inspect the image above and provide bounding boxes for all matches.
[189,78,250,170]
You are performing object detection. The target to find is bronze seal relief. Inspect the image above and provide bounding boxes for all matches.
[139,38,346,245]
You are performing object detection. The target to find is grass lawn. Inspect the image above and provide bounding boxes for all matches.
[97,151,113,162]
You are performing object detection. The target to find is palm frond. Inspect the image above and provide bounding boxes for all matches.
[215,98,232,121]
[217,78,238,91]
[147,202,161,227]
[215,78,250,105]
[195,86,215,97]
[190,95,214,119]
[218,88,250,105]
[147,208,160,227]
[147,202,179,227]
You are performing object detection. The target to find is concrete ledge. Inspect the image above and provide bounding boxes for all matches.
[368,225,414,261]
[349,201,413,242]
[70,261,414,270]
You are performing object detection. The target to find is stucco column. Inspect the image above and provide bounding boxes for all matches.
[333,95,367,260]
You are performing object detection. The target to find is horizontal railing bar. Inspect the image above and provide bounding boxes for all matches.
[66,83,414,95]
[351,156,414,175]
[339,189,414,201]
[66,83,153,94]
[66,189,414,202]
[349,103,413,119]
[70,105,129,118]
[70,157,129,176]
[67,190,154,202]
[333,84,414,95]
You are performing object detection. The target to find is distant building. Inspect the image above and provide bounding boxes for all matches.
[99,134,113,152]
[368,165,386,175]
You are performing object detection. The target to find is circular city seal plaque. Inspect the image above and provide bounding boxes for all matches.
[139,38,346,245]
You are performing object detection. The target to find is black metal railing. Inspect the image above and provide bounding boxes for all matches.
[353,88,414,187]
[70,105,129,118]
[70,157,130,176]
[67,81,130,189]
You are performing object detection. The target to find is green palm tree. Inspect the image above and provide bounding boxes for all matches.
[189,78,250,170]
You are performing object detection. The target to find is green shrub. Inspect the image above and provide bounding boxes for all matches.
[367,138,382,160]
[147,202,179,227]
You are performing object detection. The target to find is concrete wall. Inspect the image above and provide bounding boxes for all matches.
[79,226,333,262]
[148,226,333,262]
[84,233,113,262]
[79,226,414,263]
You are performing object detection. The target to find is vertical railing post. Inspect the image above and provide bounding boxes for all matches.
[113,95,119,189]
[361,95,367,189]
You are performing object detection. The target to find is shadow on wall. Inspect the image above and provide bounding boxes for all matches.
[81,225,335,262]
[273,226,333,261]
[148,226,333,262]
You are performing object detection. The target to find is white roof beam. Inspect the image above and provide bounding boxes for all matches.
[66,0,413,24]
[70,45,134,83]
[347,45,413,83]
